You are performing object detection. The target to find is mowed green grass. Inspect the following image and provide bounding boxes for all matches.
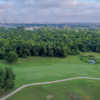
[7,79,100,100]
[0,52,100,88]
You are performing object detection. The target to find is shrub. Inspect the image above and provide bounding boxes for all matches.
[80,55,88,63]
[0,67,15,96]
[0,48,5,59]
[96,58,100,64]
[5,51,18,63]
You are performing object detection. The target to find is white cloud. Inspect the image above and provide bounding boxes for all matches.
[0,0,100,23]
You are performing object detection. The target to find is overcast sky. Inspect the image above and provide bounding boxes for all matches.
[0,0,100,23]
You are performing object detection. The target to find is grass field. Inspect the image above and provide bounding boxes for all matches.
[0,52,100,89]
[0,52,100,100]
[7,79,100,100]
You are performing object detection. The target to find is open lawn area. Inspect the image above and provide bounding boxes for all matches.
[0,52,100,89]
[7,79,100,100]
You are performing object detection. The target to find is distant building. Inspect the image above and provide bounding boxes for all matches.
[25,26,40,30]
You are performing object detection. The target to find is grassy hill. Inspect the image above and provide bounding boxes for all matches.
[0,52,100,89]
[0,52,99,100]
[7,79,100,100]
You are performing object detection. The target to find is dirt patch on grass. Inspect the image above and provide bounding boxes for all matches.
[46,95,54,100]
[84,96,91,100]
[69,93,81,100]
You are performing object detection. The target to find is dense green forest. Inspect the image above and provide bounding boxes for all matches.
[0,27,100,62]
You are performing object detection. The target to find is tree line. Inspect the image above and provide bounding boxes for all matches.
[0,27,100,63]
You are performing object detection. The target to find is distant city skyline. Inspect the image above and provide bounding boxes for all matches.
[0,0,100,23]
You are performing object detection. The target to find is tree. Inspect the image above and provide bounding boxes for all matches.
[0,67,15,96]
[0,48,5,59]
[5,51,18,63]
[4,67,15,89]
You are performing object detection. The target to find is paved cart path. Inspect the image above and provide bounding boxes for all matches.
[1,76,100,100]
